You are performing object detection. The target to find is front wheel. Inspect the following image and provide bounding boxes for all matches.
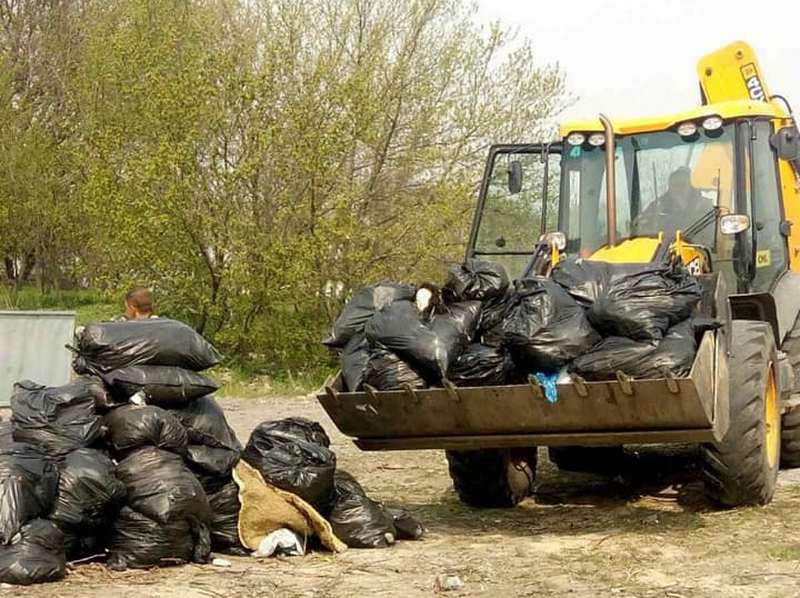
[701,321,780,507]
[445,448,537,508]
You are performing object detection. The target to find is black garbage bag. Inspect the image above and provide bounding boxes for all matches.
[0,519,65,585]
[341,333,371,392]
[570,337,658,381]
[365,300,479,381]
[430,301,482,370]
[362,347,428,391]
[100,365,219,407]
[477,291,512,347]
[74,318,222,373]
[323,282,417,348]
[248,417,331,448]
[10,380,104,459]
[443,259,509,302]
[207,480,246,555]
[50,448,126,530]
[173,396,242,476]
[365,300,445,379]
[627,319,715,379]
[57,524,107,560]
[385,506,425,540]
[328,472,395,549]
[115,447,210,525]
[0,443,59,544]
[551,258,614,307]
[502,278,600,372]
[242,421,336,512]
[107,506,211,570]
[588,264,702,341]
[448,343,513,387]
[104,404,188,456]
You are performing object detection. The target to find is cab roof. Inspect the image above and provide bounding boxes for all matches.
[559,99,790,138]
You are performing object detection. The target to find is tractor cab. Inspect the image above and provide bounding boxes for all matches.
[469,100,793,298]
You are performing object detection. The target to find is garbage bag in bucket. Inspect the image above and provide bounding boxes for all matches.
[323,282,416,348]
[443,259,509,302]
[502,278,600,372]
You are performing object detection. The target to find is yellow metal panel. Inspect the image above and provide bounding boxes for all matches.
[588,238,661,264]
[559,100,787,138]
[778,156,800,272]
[697,41,770,105]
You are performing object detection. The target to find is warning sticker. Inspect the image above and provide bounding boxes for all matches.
[756,249,772,268]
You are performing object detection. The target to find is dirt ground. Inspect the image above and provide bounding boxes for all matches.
[4,395,800,598]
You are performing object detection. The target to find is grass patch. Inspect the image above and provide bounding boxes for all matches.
[0,286,118,325]
[212,363,334,398]
[768,545,800,561]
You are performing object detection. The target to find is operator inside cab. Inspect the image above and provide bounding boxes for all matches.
[636,166,714,237]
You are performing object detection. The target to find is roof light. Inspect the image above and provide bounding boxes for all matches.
[588,133,606,146]
[677,121,698,137]
[702,115,723,131]
[566,132,585,146]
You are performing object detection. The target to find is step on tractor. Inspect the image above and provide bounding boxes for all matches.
[317,41,800,508]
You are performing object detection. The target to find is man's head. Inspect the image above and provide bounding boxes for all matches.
[125,287,154,320]
[666,167,693,202]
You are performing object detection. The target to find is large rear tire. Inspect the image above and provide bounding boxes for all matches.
[548,446,625,475]
[779,312,800,468]
[701,321,780,507]
[445,448,537,508]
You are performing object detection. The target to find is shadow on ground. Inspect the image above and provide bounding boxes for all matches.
[400,445,716,540]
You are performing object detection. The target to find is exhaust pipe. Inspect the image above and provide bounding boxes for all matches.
[599,113,617,247]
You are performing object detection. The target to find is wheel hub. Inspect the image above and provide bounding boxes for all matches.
[765,367,780,469]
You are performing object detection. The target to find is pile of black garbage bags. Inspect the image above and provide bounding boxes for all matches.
[0,318,237,585]
[242,419,424,549]
[1,318,422,586]
[327,256,712,392]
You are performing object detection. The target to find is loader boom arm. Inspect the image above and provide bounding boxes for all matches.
[697,40,771,104]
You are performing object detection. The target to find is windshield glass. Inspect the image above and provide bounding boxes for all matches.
[560,125,735,256]
[472,148,560,276]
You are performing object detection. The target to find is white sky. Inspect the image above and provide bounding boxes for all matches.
[476,0,800,123]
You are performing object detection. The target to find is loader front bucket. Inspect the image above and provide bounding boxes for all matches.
[317,330,729,451]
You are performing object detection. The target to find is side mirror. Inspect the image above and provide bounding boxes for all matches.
[720,214,751,235]
[770,126,800,160]
[507,160,523,194]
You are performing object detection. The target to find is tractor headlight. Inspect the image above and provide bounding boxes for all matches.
[566,132,586,146]
[588,133,606,146]
[677,121,698,137]
[702,116,723,131]
[720,214,751,235]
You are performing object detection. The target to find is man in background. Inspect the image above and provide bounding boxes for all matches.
[123,287,156,320]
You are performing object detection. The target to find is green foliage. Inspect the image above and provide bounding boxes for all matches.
[0,0,568,372]
[0,286,119,326]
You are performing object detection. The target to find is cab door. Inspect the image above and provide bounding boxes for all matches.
[466,143,562,278]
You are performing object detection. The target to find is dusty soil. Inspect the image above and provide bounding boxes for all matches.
[5,395,800,598]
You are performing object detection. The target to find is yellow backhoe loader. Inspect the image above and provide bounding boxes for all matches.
[317,41,800,508]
